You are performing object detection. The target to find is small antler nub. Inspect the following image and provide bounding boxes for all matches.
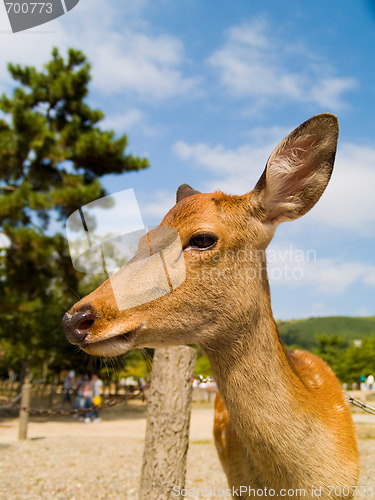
[176,184,201,203]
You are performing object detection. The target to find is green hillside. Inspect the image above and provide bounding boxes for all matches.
[277,316,375,350]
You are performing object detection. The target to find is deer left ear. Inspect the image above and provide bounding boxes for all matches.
[176,184,201,203]
[252,113,338,225]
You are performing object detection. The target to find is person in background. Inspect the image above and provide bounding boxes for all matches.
[72,373,85,418]
[89,374,103,422]
[62,370,75,404]
[81,375,93,423]
[366,374,374,391]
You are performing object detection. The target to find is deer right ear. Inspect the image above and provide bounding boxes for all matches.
[252,113,338,225]
[176,184,201,203]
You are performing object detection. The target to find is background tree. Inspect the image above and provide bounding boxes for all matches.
[194,347,212,377]
[312,334,347,376]
[335,336,375,384]
[0,47,149,381]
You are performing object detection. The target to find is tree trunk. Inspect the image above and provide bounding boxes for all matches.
[17,360,28,393]
[139,346,197,500]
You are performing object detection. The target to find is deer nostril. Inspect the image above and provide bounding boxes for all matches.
[75,318,95,332]
[63,307,96,345]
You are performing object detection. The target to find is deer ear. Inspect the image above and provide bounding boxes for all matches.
[176,184,201,203]
[252,113,338,224]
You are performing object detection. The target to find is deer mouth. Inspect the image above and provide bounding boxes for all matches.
[81,328,140,357]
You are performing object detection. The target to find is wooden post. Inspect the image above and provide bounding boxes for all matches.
[18,379,31,441]
[139,346,197,500]
[49,383,56,408]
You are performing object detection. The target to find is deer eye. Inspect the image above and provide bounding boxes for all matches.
[187,233,218,251]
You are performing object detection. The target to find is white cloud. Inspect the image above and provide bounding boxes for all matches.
[308,143,375,235]
[173,125,291,194]
[208,19,357,109]
[69,1,198,100]
[356,306,374,317]
[309,78,358,109]
[299,259,375,295]
[173,132,280,194]
[174,141,267,179]
[267,244,375,295]
[139,190,176,223]
[100,109,144,132]
[0,0,197,101]
[173,132,375,234]
[91,32,196,99]
[273,300,339,321]
[0,19,64,89]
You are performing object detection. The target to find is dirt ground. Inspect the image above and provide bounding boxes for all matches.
[0,397,374,499]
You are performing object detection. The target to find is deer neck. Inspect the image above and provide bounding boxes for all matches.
[204,290,323,486]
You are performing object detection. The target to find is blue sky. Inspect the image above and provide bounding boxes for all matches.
[0,0,374,319]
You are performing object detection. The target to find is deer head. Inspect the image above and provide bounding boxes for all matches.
[63,114,338,357]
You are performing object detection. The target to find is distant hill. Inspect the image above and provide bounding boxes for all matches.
[277,316,375,350]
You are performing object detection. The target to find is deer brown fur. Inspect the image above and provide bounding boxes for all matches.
[63,114,359,499]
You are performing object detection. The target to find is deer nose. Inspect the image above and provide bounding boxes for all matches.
[63,307,96,345]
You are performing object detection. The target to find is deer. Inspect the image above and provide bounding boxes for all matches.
[63,114,359,499]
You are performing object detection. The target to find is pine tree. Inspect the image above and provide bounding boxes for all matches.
[0,47,149,379]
